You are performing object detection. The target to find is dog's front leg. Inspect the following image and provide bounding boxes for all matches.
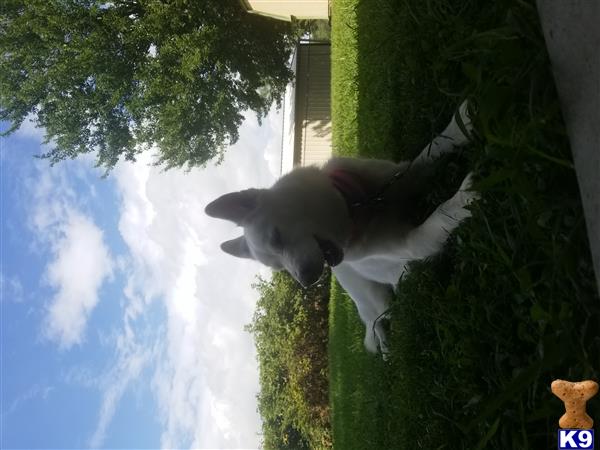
[412,100,473,167]
[402,173,478,259]
[332,263,392,356]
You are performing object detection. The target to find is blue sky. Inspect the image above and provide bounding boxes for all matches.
[1,106,290,449]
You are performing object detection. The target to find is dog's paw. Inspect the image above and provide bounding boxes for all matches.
[379,341,390,361]
[363,331,380,354]
[458,172,480,207]
[364,320,391,357]
[442,173,479,222]
[381,348,390,362]
[375,320,390,358]
[445,100,474,146]
[457,100,474,135]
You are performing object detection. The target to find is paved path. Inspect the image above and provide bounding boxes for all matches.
[536,1,600,294]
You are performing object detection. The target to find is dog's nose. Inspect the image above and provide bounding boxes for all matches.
[297,265,323,288]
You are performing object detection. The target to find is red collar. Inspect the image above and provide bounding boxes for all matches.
[327,169,371,243]
[327,168,369,210]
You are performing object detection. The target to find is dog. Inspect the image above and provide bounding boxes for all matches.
[205,101,477,356]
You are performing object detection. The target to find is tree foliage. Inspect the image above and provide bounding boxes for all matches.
[0,0,296,171]
[247,272,331,450]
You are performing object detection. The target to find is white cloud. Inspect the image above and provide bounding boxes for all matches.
[87,107,284,449]
[43,210,113,349]
[88,326,155,449]
[1,384,55,420]
[0,272,24,303]
[24,160,114,349]
[12,104,287,448]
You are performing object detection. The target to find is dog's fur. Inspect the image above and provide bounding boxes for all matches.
[205,102,477,355]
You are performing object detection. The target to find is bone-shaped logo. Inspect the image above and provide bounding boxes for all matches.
[551,379,598,429]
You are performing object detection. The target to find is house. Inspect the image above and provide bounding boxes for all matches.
[280,41,332,173]
[239,0,330,21]
[238,3,332,172]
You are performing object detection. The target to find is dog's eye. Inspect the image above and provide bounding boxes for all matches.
[270,228,283,249]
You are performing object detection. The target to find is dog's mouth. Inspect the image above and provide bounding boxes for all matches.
[314,236,344,267]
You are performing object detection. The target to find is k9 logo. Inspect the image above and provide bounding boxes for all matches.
[558,429,594,449]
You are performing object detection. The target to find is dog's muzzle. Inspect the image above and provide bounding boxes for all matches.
[314,236,344,267]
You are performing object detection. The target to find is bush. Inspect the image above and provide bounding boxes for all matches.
[247,272,332,449]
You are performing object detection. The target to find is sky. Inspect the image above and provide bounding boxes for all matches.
[0,99,294,449]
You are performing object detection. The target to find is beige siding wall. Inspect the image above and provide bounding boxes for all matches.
[245,0,329,20]
[294,44,332,167]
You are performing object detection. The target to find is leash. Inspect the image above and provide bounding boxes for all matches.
[349,163,413,210]
[328,161,414,213]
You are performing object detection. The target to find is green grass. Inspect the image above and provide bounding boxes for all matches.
[328,282,390,449]
[329,0,600,448]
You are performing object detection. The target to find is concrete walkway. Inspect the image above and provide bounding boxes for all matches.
[536,1,600,294]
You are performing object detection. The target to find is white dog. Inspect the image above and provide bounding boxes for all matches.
[205,102,477,356]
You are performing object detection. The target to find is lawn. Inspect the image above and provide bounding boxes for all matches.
[329,0,600,448]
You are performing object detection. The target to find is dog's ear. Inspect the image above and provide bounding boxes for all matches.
[220,236,252,259]
[204,189,262,225]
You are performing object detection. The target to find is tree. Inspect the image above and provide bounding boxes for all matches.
[1,0,295,172]
[247,272,332,449]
